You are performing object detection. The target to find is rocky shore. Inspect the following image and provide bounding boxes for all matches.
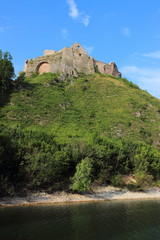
[1,186,160,207]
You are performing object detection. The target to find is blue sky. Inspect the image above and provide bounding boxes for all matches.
[1,0,160,98]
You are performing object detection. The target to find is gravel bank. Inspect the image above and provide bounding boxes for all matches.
[1,186,160,207]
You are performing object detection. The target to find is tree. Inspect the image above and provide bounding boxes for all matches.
[70,157,93,193]
[0,50,15,93]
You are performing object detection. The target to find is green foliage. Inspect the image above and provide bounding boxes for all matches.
[127,173,153,191]
[0,50,15,94]
[133,143,160,176]
[23,148,71,188]
[139,127,151,138]
[1,73,160,145]
[14,72,25,87]
[0,176,15,196]
[1,73,160,195]
[111,174,125,187]
[0,127,20,195]
[135,172,153,188]
[0,124,160,195]
[70,157,93,193]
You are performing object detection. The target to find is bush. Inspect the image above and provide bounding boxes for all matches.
[70,157,93,193]
[127,172,153,191]
[135,172,153,188]
[111,174,125,187]
[0,176,15,196]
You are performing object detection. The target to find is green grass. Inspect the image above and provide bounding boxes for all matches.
[1,72,160,145]
[1,72,160,195]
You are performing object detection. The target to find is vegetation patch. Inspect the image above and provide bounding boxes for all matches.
[1,70,160,195]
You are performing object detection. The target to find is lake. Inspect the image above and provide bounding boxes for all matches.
[0,199,160,240]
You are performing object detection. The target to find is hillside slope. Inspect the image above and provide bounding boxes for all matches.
[1,73,160,195]
[1,73,160,146]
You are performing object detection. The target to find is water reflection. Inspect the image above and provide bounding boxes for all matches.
[0,200,160,240]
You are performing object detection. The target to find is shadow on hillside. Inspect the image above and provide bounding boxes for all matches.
[14,81,38,91]
[0,82,38,109]
[0,92,12,108]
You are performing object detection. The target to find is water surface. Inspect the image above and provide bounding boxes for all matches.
[0,200,160,240]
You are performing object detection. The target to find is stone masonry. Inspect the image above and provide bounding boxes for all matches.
[23,43,121,78]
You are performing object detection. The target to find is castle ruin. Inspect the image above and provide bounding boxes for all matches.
[23,43,121,78]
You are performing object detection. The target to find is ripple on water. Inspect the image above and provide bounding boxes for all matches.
[0,199,160,240]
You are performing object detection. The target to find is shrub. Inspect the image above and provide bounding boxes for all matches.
[127,172,153,191]
[135,172,153,188]
[0,176,15,196]
[111,174,125,187]
[70,157,93,193]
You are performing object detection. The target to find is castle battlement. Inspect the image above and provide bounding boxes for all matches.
[23,43,121,78]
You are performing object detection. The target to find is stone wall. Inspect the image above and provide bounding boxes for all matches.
[24,52,63,77]
[44,50,56,56]
[95,60,121,77]
[23,43,121,78]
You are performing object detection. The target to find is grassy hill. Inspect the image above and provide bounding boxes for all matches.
[1,73,160,145]
[1,73,160,195]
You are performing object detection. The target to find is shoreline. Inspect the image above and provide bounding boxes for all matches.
[1,186,160,208]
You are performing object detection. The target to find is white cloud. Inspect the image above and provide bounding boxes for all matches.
[122,27,130,37]
[81,14,90,27]
[67,0,79,19]
[121,65,160,98]
[142,51,160,59]
[83,45,94,55]
[121,66,160,81]
[0,27,4,33]
[61,28,69,40]
[66,0,91,26]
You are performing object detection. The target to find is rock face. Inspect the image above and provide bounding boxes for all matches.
[23,42,121,78]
